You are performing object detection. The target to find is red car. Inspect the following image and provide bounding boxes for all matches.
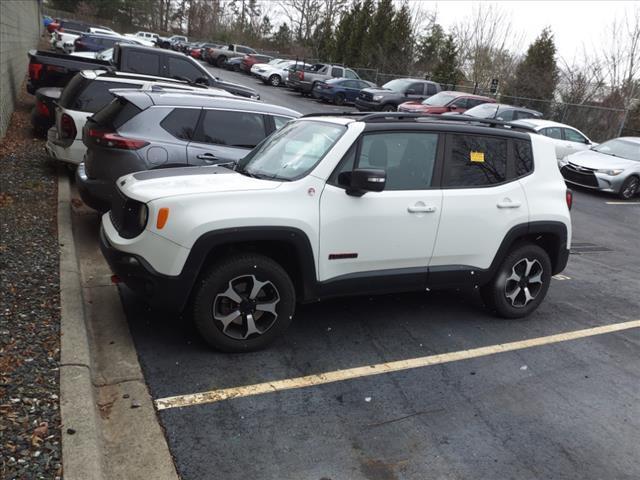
[240,54,273,73]
[190,48,202,59]
[398,91,495,114]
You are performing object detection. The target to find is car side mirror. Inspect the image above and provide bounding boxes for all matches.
[343,169,386,196]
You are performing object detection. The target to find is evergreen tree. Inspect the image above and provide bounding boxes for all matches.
[273,23,293,51]
[432,34,462,87]
[332,6,356,64]
[367,0,395,70]
[416,23,445,75]
[505,28,559,114]
[387,2,413,72]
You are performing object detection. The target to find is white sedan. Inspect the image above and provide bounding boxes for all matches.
[255,60,309,87]
[511,119,595,161]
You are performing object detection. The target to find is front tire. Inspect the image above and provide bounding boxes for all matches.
[382,104,396,112]
[481,243,552,318]
[269,74,281,87]
[193,254,296,352]
[619,175,639,200]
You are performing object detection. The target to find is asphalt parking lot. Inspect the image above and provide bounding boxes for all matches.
[90,66,640,480]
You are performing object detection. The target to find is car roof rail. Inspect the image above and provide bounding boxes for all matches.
[300,112,370,118]
[358,112,538,133]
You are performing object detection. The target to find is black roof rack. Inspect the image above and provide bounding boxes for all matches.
[302,112,537,133]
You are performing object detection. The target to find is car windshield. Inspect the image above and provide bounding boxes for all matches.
[238,121,346,181]
[592,138,640,161]
[465,103,499,118]
[381,79,414,92]
[421,92,458,106]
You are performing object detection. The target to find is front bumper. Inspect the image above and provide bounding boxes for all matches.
[354,98,384,111]
[99,226,191,312]
[560,164,623,193]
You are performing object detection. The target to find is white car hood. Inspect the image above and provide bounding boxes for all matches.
[567,149,637,170]
[118,166,281,202]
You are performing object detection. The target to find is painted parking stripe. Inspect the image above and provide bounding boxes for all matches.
[155,319,640,411]
[605,201,640,205]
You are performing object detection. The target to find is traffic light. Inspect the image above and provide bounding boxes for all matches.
[490,78,499,94]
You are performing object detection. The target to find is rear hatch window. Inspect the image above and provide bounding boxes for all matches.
[58,74,88,109]
[62,79,138,113]
[90,97,142,129]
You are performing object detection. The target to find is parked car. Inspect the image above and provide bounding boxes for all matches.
[240,54,273,73]
[190,43,218,60]
[312,78,377,105]
[73,33,138,52]
[559,137,640,199]
[45,70,232,168]
[201,43,224,63]
[355,78,442,112]
[222,56,246,71]
[255,60,307,87]
[462,103,542,121]
[398,91,494,114]
[86,27,119,36]
[77,90,300,210]
[207,43,257,68]
[27,44,260,99]
[156,35,187,49]
[511,119,595,161]
[99,113,571,352]
[250,58,286,75]
[70,48,114,61]
[207,44,256,67]
[123,31,159,47]
[286,63,360,95]
[30,87,62,137]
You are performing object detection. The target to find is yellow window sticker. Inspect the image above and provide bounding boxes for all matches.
[470,151,485,163]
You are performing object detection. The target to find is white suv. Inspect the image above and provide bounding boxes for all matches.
[100,114,572,352]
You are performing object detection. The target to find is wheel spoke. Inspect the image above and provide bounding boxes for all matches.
[214,310,242,331]
[523,287,535,305]
[256,300,278,315]
[219,283,242,304]
[244,313,260,338]
[249,276,270,300]
[506,286,521,305]
[506,267,521,283]
[524,259,536,277]
[529,271,543,284]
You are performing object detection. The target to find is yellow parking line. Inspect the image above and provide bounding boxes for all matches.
[155,319,640,411]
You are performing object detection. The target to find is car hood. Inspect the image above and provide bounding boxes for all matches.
[398,102,446,113]
[361,87,402,98]
[566,149,638,170]
[118,166,281,203]
[212,77,259,99]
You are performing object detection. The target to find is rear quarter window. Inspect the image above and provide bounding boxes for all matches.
[160,108,201,140]
[514,139,534,177]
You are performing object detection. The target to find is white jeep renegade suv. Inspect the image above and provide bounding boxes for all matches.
[100,113,572,352]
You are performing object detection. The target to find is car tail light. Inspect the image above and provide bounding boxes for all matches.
[87,129,149,150]
[566,189,573,210]
[29,63,43,80]
[298,71,304,81]
[60,113,77,139]
[36,100,49,117]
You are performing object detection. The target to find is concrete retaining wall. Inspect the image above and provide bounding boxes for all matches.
[0,0,41,139]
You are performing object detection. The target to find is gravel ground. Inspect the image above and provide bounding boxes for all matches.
[0,89,62,479]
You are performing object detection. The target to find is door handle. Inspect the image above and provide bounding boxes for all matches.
[197,153,218,163]
[497,199,522,209]
[408,205,436,213]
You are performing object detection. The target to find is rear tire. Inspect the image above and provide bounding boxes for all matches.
[193,254,296,352]
[618,175,639,200]
[481,243,551,318]
[334,93,345,106]
[269,74,281,87]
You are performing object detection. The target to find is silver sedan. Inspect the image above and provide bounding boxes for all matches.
[559,137,640,200]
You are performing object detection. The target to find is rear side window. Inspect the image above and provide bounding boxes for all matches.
[426,83,438,95]
[160,108,200,140]
[514,139,534,177]
[564,128,587,143]
[408,83,425,95]
[195,110,267,148]
[331,67,343,77]
[123,51,160,75]
[168,57,204,82]
[444,134,507,187]
[91,97,142,129]
[69,80,138,113]
[542,127,562,139]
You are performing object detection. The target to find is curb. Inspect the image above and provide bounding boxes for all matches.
[58,169,106,480]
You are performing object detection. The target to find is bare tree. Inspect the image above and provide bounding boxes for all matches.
[558,47,606,105]
[599,6,640,104]
[452,3,523,87]
[278,0,324,43]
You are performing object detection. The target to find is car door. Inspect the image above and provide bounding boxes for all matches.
[540,126,565,159]
[341,80,360,102]
[563,127,591,156]
[406,82,427,102]
[186,109,268,165]
[448,97,468,114]
[319,131,443,284]
[430,133,530,274]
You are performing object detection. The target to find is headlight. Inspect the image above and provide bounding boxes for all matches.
[137,204,148,230]
[372,95,384,101]
[597,169,624,176]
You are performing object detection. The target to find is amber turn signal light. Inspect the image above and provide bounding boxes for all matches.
[156,208,169,229]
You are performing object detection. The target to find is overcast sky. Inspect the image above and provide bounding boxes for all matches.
[427,0,636,61]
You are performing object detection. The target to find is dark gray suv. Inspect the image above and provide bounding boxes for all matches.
[77,90,300,211]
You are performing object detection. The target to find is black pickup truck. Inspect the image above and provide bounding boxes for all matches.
[27,44,259,99]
